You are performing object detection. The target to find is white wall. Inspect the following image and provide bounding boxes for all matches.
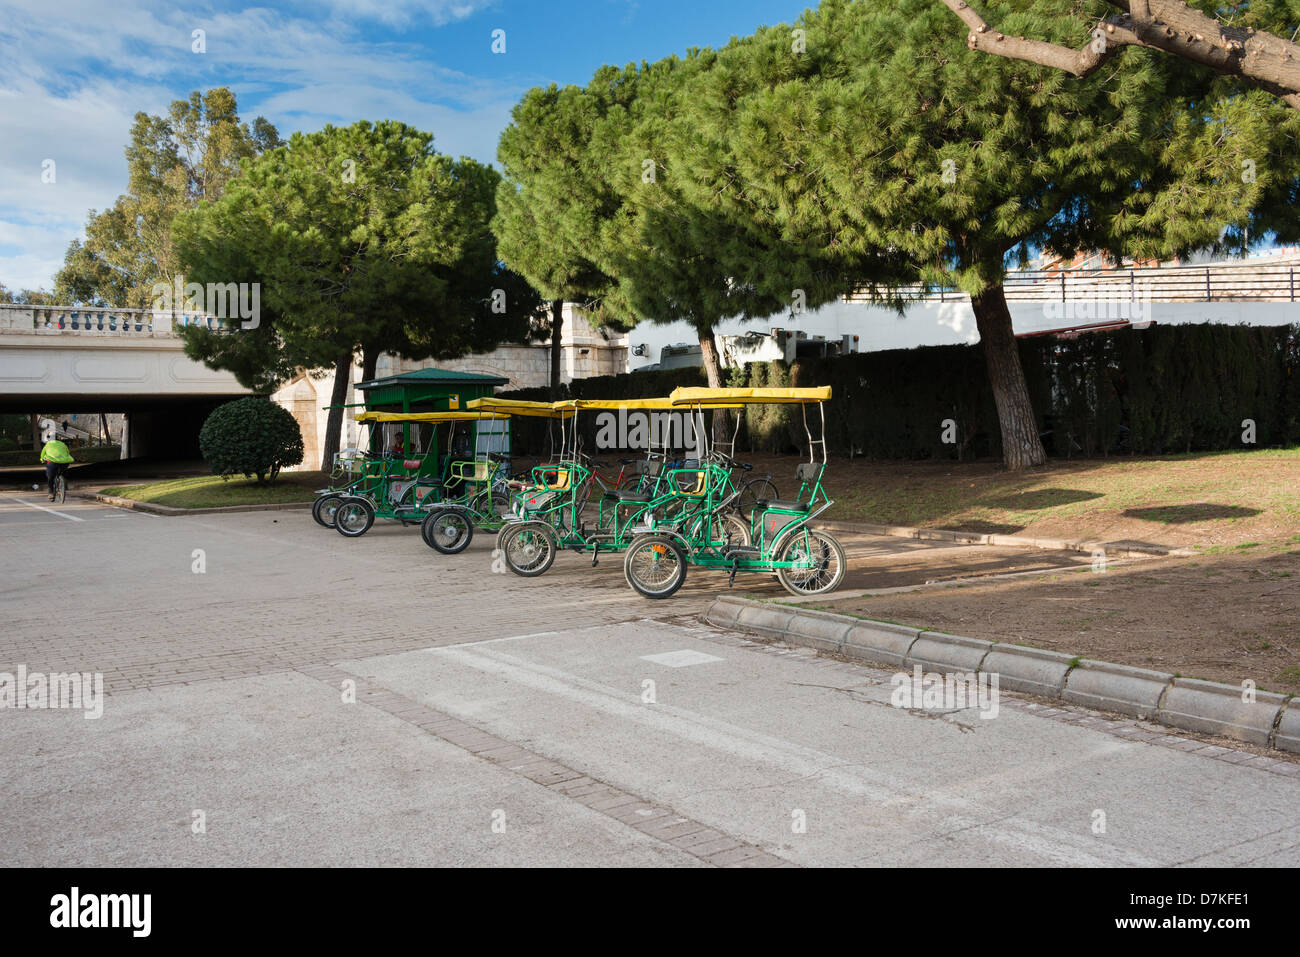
[624,299,1300,371]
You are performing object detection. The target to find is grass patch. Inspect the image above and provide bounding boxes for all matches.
[100,472,325,509]
[817,447,1300,548]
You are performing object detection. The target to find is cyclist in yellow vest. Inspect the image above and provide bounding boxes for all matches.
[40,438,75,501]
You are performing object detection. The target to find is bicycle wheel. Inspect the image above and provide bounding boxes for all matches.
[623,536,687,599]
[312,494,342,528]
[775,528,846,597]
[709,510,750,548]
[499,522,557,577]
[334,499,375,537]
[422,509,473,554]
[739,477,777,514]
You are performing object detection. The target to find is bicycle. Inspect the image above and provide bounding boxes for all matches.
[52,469,68,504]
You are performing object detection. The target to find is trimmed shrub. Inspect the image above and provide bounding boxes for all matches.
[199,398,303,483]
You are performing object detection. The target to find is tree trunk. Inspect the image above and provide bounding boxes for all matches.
[971,285,1046,470]
[698,330,731,445]
[549,300,564,398]
[320,350,353,471]
[361,345,378,384]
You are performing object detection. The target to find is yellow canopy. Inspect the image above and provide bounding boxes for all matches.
[466,397,576,418]
[669,386,831,406]
[570,396,741,411]
[355,410,510,423]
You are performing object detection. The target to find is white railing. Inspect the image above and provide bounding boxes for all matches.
[846,259,1300,304]
[0,303,224,337]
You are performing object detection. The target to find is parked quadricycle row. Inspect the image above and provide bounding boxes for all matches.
[310,387,845,600]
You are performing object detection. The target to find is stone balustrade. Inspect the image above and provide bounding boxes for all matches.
[0,303,226,337]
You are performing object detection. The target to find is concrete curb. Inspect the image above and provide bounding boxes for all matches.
[905,631,993,673]
[705,595,1298,755]
[1062,659,1173,719]
[79,492,312,516]
[980,644,1076,699]
[1156,678,1288,747]
[1274,702,1300,753]
[817,519,1195,558]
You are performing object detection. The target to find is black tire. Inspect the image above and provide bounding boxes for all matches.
[422,509,473,554]
[334,499,375,538]
[312,494,342,528]
[623,535,688,599]
[499,522,557,577]
[56,474,67,505]
[775,528,846,597]
[739,477,777,514]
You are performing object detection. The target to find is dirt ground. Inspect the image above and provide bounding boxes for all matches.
[810,544,1300,695]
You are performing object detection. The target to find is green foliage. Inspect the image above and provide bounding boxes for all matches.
[55,88,281,309]
[176,120,541,392]
[199,398,303,483]
[0,283,56,304]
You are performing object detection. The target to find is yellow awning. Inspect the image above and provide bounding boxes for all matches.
[466,397,576,418]
[669,386,831,405]
[570,397,741,411]
[355,410,510,423]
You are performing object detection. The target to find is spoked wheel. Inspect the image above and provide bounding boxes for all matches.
[334,499,375,537]
[312,494,342,528]
[739,477,777,515]
[499,522,557,577]
[775,528,846,597]
[422,509,473,554]
[623,535,688,599]
[710,510,750,548]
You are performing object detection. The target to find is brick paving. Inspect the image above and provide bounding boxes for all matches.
[297,662,788,867]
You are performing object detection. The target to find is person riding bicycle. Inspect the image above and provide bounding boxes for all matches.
[40,436,75,501]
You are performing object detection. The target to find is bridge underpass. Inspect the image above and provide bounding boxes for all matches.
[0,303,251,459]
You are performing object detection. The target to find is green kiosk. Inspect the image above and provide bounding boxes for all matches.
[354,367,510,472]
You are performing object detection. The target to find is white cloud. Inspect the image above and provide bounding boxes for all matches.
[0,0,526,290]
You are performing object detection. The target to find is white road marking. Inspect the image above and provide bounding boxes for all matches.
[2,496,85,522]
[640,649,724,667]
[416,641,1157,867]
[428,631,560,651]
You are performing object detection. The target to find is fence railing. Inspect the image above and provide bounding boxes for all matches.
[845,261,1300,303]
[0,303,222,336]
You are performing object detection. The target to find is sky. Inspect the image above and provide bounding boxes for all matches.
[0,0,814,293]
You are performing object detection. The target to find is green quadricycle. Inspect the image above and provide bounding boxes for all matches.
[330,410,509,538]
[492,397,753,578]
[621,386,846,600]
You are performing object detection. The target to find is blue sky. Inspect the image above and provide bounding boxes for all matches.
[0,0,814,292]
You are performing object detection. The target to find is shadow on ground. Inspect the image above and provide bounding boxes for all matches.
[1124,503,1263,524]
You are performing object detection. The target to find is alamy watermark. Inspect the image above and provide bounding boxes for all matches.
[151,275,260,330]
[890,665,999,719]
[0,665,104,719]
[1041,280,1154,323]
[594,408,701,453]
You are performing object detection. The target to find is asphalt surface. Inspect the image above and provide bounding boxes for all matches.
[2,492,1296,866]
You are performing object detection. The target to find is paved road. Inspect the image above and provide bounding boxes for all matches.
[2,493,1296,866]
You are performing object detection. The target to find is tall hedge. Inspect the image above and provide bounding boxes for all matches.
[503,323,1300,459]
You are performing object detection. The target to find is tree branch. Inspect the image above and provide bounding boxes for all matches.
[939,0,1141,78]
[941,0,1300,111]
